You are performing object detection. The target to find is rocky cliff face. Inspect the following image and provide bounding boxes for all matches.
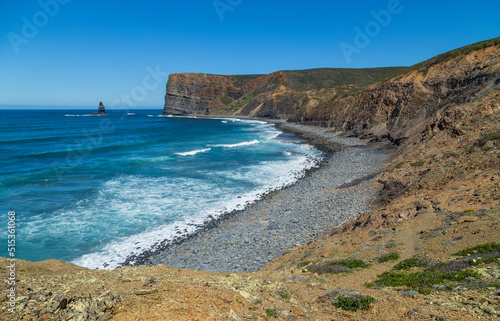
[162,72,288,115]
[319,44,500,144]
[163,39,499,146]
[163,73,234,115]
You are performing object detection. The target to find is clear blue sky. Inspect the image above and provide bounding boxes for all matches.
[0,0,499,108]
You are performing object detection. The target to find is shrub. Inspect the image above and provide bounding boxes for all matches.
[219,95,233,105]
[393,257,432,270]
[332,294,375,312]
[306,259,371,274]
[379,253,400,263]
[265,308,276,317]
[454,243,500,256]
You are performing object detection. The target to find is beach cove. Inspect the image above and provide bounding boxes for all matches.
[134,120,391,272]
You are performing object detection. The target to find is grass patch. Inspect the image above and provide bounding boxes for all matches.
[454,242,500,256]
[379,252,400,263]
[297,260,312,269]
[374,268,479,294]
[477,131,500,146]
[332,294,375,312]
[393,257,432,270]
[219,95,233,105]
[419,67,430,74]
[410,161,425,167]
[373,244,500,294]
[306,259,371,274]
[404,37,500,72]
[282,67,405,92]
[396,161,409,169]
[265,308,276,317]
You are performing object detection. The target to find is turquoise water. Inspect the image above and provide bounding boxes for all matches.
[0,109,320,269]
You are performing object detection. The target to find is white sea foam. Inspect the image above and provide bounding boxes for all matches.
[62,119,322,270]
[211,140,260,148]
[64,114,93,117]
[71,143,319,270]
[221,121,228,123]
[127,113,136,116]
[175,148,212,156]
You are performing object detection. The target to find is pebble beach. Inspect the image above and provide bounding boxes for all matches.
[140,122,391,272]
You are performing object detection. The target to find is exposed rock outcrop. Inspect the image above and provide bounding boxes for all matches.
[92,102,106,115]
[162,72,288,115]
[162,38,500,146]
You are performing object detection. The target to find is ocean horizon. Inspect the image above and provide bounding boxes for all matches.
[1,109,321,269]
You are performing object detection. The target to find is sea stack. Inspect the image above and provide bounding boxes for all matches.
[93,102,107,115]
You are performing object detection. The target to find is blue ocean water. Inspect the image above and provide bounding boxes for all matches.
[0,109,320,269]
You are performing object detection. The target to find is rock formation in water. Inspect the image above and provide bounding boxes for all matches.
[93,102,107,115]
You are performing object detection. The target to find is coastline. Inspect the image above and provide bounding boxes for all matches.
[127,119,392,272]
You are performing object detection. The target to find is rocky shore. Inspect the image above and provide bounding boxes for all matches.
[141,122,391,272]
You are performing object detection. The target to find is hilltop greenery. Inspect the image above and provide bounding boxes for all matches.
[281,67,406,92]
[406,36,500,73]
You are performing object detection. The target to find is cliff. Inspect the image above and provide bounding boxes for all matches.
[163,38,500,146]
[314,39,500,144]
[162,68,404,116]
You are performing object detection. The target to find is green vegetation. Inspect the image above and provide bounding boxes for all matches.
[396,161,409,169]
[419,67,430,74]
[393,257,432,270]
[372,244,500,294]
[374,268,479,294]
[228,74,264,87]
[305,259,371,274]
[386,241,397,248]
[401,290,420,297]
[281,67,406,92]
[219,95,233,105]
[332,294,375,312]
[265,308,276,317]
[453,242,500,256]
[410,161,425,167]
[378,252,400,263]
[477,131,500,146]
[220,90,257,112]
[405,36,500,73]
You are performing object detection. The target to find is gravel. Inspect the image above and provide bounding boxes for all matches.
[138,122,391,272]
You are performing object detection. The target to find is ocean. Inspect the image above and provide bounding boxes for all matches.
[0,109,320,269]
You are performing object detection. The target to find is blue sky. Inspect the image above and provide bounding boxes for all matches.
[0,0,499,109]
